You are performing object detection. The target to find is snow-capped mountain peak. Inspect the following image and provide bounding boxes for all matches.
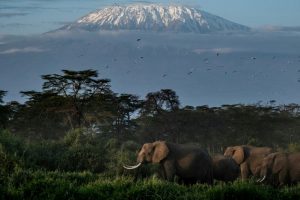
[63,4,250,33]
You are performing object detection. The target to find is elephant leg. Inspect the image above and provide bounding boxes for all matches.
[240,163,249,180]
[159,165,167,179]
[162,160,176,181]
[278,171,288,187]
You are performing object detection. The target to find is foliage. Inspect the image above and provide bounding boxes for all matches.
[10,92,70,139]
[0,130,25,163]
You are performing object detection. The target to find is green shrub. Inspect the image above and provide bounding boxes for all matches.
[60,144,106,172]
[205,181,275,200]
[0,130,25,159]
[24,141,67,170]
[0,143,19,196]
[63,128,99,146]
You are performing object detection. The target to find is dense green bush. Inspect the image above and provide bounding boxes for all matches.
[0,129,114,173]
[24,141,67,170]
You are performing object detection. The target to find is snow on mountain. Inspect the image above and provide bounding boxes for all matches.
[62,4,250,33]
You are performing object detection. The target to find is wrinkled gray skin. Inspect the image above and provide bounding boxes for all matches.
[212,155,240,182]
[258,152,300,187]
[224,145,273,180]
[126,141,213,185]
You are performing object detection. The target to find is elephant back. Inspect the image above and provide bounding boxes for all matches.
[247,146,273,157]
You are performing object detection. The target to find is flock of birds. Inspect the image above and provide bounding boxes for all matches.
[73,37,300,83]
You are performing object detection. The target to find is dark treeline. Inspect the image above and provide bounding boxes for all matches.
[1,69,300,175]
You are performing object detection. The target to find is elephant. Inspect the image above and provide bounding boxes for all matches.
[257,152,300,187]
[224,145,273,180]
[212,155,240,182]
[123,141,213,185]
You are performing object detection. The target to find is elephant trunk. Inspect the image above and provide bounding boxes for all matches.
[123,162,142,170]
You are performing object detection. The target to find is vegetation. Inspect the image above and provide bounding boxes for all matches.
[1,169,300,200]
[1,69,300,199]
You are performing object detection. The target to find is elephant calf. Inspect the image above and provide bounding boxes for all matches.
[212,155,240,182]
[258,152,300,187]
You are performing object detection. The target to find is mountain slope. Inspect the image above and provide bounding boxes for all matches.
[62,4,250,33]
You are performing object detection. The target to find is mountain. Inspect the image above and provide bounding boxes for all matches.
[62,4,250,33]
[2,4,300,106]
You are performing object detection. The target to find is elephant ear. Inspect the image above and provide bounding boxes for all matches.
[152,141,169,163]
[232,146,245,165]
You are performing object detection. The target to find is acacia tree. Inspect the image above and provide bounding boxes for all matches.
[41,69,112,128]
[10,69,143,139]
[140,89,179,116]
[13,91,69,138]
[138,89,180,142]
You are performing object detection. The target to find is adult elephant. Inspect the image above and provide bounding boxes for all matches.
[123,141,213,184]
[212,155,240,182]
[257,152,300,187]
[224,145,273,180]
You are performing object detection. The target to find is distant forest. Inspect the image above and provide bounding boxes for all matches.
[1,69,300,174]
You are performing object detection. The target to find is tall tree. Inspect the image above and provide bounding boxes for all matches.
[114,94,141,136]
[141,89,179,116]
[138,89,180,142]
[10,91,69,139]
[41,69,112,128]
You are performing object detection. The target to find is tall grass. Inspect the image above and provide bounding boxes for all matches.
[2,169,300,200]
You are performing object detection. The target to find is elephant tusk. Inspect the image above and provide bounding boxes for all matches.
[256,178,261,183]
[257,175,266,183]
[123,162,142,170]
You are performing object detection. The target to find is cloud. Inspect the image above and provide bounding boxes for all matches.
[0,23,34,28]
[0,47,47,54]
[259,25,300,32]
[0,13,28,18]
[52,21,73,26]
[193,48,236,54]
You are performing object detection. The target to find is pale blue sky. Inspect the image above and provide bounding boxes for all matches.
[0,0,300,35]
